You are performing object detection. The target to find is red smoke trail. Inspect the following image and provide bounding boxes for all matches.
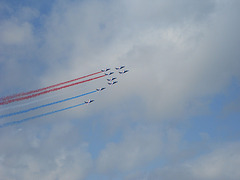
[0,74,106,105]
[0,71,102,102]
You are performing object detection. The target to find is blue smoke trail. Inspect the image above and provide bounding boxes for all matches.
[0,102,86,128]
[0,90,97,119]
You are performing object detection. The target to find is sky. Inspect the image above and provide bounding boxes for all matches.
[0,0,240,179]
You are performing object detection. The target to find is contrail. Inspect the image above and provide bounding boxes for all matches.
[0,90,97,119]
[0,74,106,105]
[0,102,87,128]
[0,71,102,102]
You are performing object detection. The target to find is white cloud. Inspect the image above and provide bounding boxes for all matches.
[144,142,240,180]
[1,0,238,118]
[0,4,37,46]
[97,125,162,173]
[32,0,240,121]
[0,0,240,179]
[0,122,93,180]
[0,5,40,94]
[0,21,32,45]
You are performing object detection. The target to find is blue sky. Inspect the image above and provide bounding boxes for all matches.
[0,0,240,179]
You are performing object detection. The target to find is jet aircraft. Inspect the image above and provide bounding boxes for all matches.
[96,87,106,91]
[107,77,117,81]
[108,81,118,86]
[115,66,125,70]
[101,68,110,72]
[84,99,94,104]
[105,72,114,76]
[119,70,129,74]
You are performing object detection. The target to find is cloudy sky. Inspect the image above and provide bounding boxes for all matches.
[0,0,240,179]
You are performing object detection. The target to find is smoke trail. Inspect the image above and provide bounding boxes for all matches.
[0,71,102,102]
[0,90,65,112]
[0,90,97,119]
[0,102,86,128]
[1,74,106,105]
[0,85,88,112]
